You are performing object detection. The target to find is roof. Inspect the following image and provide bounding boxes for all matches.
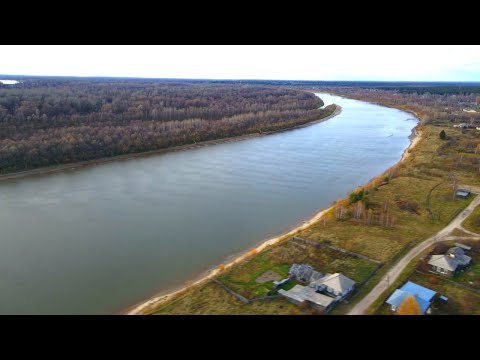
[429,255,459,271]
[429,247,472,271]
[447,247,465,258]
[311,273,356,293]
[385,289,431,314]
[289,264,323,283]
[279,285,335,308]
[400,281,436,302]
[455,243,472,251]
[456,190,471,197]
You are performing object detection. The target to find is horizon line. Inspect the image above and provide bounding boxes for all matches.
[2,74,480,84]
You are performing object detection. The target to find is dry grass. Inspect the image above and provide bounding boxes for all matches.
[298,176,471,262]
[153,281,305,315]
[462,204,480,234]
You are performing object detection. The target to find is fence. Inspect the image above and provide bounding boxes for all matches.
[414,269,480,294]
[291,236,381,264]
[212,279,280,304]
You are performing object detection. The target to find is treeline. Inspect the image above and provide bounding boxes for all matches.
[323,87,480,126]
[0,79,333,173]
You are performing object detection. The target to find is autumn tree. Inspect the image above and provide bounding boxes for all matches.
[397,295,422,315]
[335,199,347,220]
[365,208,374,225]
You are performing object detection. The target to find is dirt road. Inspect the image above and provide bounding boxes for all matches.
[348,186,480,315]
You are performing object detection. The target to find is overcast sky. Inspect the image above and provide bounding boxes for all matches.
[1,45,480,81]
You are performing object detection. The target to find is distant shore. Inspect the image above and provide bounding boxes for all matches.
[124,104,420,315]
[0,105,341,182]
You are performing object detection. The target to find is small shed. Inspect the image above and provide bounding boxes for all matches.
[455,189,471,199]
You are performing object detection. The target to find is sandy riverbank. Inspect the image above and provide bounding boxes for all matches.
[124,203,335,315]
[125,113,421,315]
[0,106,341,183]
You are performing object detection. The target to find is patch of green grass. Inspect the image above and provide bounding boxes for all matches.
[217,251,290,299]
[280,280,299,291]
[462,204,480,234]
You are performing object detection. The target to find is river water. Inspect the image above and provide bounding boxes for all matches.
[0,93,417,314]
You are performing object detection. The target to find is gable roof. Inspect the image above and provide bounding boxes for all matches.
[289,264,323,283]
[311,273,355,293]
[428,248,472,271]
[385,289,431,314]
[428,254,459,271]
[279,285,335,308]
[400,281,436,302]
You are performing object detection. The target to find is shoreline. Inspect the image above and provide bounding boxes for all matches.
[0,105,341,182]
[123,204,335,315]
[125,109,421,315]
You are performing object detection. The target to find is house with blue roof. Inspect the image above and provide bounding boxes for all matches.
[386,281,437,315]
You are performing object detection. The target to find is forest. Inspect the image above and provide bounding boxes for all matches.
[0,78,334,173]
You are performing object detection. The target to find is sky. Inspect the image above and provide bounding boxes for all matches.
[1,45,480,81]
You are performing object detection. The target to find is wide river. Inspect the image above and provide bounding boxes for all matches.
[0,93,417,314]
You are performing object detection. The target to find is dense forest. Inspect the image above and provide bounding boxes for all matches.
[0,78,334,173]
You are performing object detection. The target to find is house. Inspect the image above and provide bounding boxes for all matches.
[455,189,471,199]
[279,285,335,312]
[428,246,472,276]
[386,281,436,314]
[288,264,323,283]
[310,273,356,299]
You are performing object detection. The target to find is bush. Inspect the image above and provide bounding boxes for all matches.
[349,189,365,204]
[439,130,446,140]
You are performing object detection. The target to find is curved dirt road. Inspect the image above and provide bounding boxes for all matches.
[348,186,480,315]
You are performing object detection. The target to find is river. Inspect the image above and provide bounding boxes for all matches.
[0,93,417,314]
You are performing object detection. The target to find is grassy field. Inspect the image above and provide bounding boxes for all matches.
[217,241,377,299]
[145,111,480,315]
[462,204,480,234]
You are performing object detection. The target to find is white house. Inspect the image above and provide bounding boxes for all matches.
[309,273,356,299]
